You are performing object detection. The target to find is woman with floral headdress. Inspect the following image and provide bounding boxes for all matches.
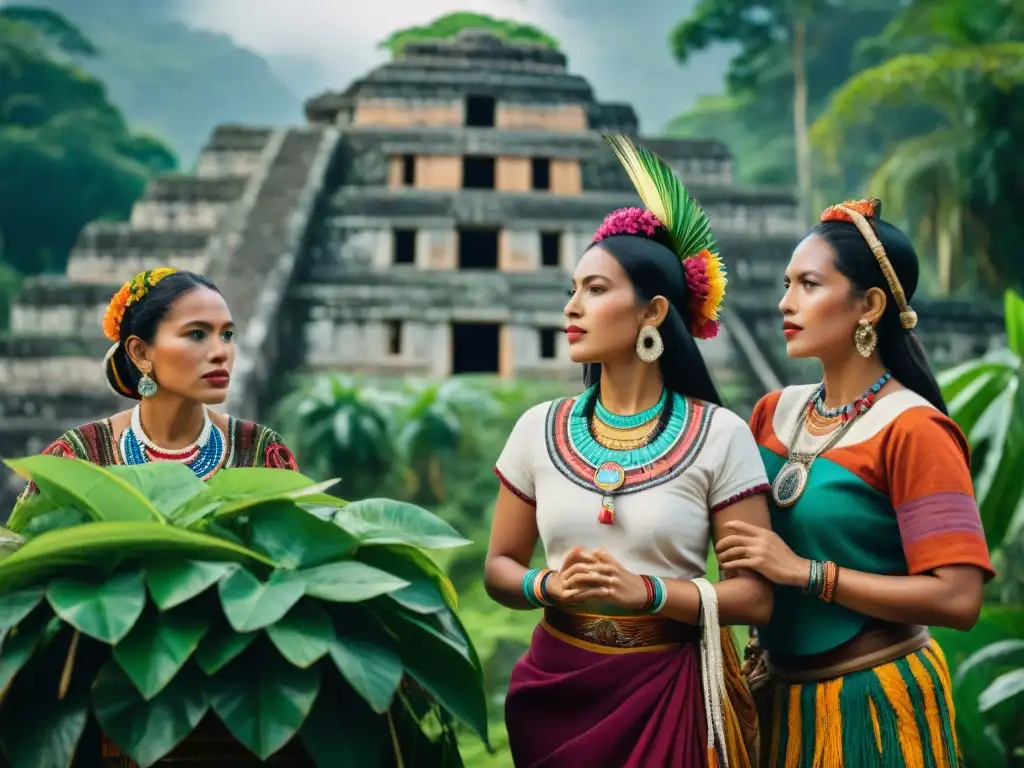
[484,135,772,767]
[13,269,297,511]
[717,200,993,766]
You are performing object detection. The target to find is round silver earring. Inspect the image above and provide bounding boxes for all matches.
[853,320,878,358]
[636,326,664,363]
[137,370,158,398]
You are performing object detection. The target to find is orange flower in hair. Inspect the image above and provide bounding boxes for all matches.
[820,199,879,224]
[102,268,178,342]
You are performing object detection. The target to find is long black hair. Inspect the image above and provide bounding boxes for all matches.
[581,234,721,405]
[104,271,222,399]
[814,205,947,414]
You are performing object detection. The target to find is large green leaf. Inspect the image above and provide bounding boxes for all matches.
[0,605,54,693]
[389,579,449,615]
[357,544,459,610]
[146,560,238,611]
[243,503,358,569]
[1004,290,1024,359]
[266,599,334,668]
[972,383,1024,548]
[979,668,1024,713]
[3,455,165,526]
[0,522,275,592]
[212,478,342,519]
[946,366,1013,436]
[193,621,258,676]
[208,645,321,760]
[323,498,470,549]
[217,568,305,633]
[47,570,146,644]
[282,561,410,603]
[955,639,1024,686]
[93,660,208,768]
[0,587,44,629]
[105,463,209,519]
[300,679,388,768]
[327,615,403,714]
[170,471,341,529]
[113,605,211,700]
[203,467,329,498]
[17,505,90,540]
[381,608,489,744]
[0,679,89,768]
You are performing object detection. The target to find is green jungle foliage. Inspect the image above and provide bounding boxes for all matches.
[666,0,1024,297]
[379,12,560,56]
[0,7,177,278]
[27,0,299,163]
[0,458,486,766]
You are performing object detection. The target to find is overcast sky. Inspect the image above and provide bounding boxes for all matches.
[175,0,734,134]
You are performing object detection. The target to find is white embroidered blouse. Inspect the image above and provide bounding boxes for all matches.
[494,391,770,581]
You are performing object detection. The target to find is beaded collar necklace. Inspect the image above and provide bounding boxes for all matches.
[771,371,892,508]
[119,405,226,480]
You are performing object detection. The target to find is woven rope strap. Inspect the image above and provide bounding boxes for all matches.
[692,577,729,768]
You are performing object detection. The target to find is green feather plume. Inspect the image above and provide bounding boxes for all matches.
[604,134,717,258]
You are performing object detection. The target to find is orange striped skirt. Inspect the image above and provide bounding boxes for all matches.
[764,639,959,767]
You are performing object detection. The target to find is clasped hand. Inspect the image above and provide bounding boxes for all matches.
[546,546,649,611]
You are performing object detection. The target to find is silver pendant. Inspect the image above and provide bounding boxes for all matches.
[771,459,809,508]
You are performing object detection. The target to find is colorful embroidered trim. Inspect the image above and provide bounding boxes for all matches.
[523,568,556,607]
[103,267,177,342]
[594,387,668,429]
[493,467,536,506]
[545,390,715,496]
[709,483,772,513]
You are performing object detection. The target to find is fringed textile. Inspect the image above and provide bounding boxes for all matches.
[765,640,958,768]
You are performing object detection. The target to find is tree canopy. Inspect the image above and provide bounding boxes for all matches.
[378,12,559,56]
[0,6,176,277]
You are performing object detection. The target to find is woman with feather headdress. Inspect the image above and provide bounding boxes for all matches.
[483,135,772,767]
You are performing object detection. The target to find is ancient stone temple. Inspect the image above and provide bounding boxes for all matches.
[0,30,1005,510]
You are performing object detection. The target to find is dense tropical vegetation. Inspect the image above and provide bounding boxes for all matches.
[0,6,177,322]
[378,12,560,55]
[0,457,486,765]
[667,0,1024,297]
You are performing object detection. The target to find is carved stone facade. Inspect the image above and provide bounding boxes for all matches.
[0,30,1004,512]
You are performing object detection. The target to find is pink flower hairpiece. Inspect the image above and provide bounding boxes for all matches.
[592,207,661,242]
[591,207,725,340]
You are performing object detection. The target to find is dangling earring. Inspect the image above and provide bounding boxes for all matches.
[636,326,664,363]
[137,367,158,398]
[853,319,878,358]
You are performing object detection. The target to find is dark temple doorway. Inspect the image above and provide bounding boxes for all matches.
[452,323,500,374]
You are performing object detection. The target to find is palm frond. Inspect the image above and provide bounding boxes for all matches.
[604,133,716,257]
[811,42,1024,157]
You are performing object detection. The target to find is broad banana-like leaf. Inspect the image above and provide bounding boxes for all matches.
[4,455,167,530]
[940,292,1024,548]
[0,522,275,592]
[319,498,471,549]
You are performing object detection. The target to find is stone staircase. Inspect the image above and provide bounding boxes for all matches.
[0,125,341,513]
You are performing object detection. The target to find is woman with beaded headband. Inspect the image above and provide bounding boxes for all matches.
[717,200,994,766]
[12,269,298,512]
[485,135,773,767]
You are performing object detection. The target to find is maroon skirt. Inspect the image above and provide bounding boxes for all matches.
[505,613,708,767]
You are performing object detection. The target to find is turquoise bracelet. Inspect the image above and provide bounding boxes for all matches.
[522,568,555,608]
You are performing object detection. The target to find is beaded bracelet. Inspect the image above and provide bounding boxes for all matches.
[522,568,556,608]
[640,575,668,614]
[803,560,839,603]
[820,561,839,603]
